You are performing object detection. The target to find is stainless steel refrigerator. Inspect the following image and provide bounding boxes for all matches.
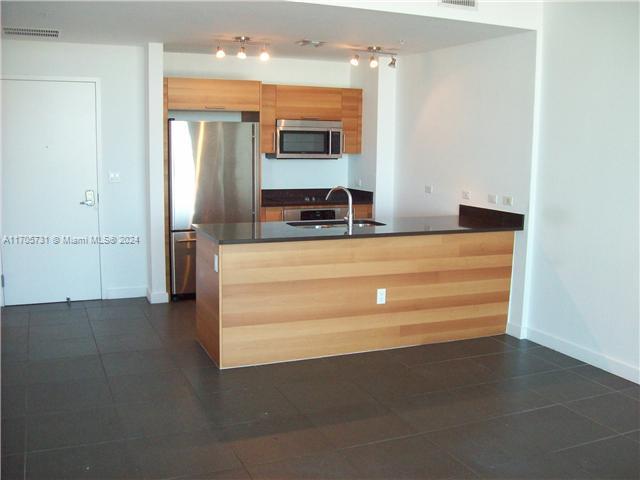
[169,120,259,296]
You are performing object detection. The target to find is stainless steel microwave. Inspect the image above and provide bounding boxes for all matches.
[275,119,343,159]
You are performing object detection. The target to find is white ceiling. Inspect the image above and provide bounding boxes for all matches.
[2,1,527,61]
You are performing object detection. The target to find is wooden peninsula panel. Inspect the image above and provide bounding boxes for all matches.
[196,234,221,365]
[212,231,515,368]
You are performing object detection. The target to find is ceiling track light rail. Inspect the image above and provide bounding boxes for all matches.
[213,35,271,61]
[349,45,398,69]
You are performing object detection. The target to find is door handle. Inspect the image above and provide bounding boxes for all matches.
[272,132,276,152]
[80,190,96,207]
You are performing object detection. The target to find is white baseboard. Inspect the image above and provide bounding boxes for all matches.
[525,326,640,384]
[104,286,147,300]
[146,288,169,304]
[506,322,524,339]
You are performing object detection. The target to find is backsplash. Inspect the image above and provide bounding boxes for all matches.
[261,155,349,189]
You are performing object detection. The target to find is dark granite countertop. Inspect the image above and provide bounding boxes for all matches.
[193,205,524,245]
[262,188,374,207]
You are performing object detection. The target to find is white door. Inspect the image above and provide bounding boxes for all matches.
[1,79,102,305]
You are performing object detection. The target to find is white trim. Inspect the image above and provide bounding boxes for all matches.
[146,288,169,304]
[521,28,545,335]
[145,43,169,304]
[105,286,147,300]
[0,74,100,83]
[525,326,640,384]
[506,322,523,339]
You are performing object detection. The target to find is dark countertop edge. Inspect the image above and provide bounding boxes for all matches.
[193,224,523,245]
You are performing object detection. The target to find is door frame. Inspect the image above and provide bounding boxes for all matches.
[0,75,106,304]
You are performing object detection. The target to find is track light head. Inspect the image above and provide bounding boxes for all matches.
[215,46,225,59]
[388,56,397,68]
[259,47,270,62]
[350,54,360,66]
[237,46,247,59]
[369,55,378,68]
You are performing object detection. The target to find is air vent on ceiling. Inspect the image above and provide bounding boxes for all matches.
[2,27,60,38]
[439,0,477,9]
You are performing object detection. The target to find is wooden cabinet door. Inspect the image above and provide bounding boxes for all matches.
[354,204,373,219]
[275,85,343,120]
[167,78,261,111]
[342,88,362,153]
[260,207,283,222]
[260,84,277,154]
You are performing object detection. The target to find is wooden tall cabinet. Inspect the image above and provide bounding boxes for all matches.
[341,88,363,154]
[260,84,277,154]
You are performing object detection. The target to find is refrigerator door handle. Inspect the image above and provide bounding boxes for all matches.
[253,124,261,222]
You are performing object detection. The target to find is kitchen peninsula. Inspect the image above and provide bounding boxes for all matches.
[194,205,524,368]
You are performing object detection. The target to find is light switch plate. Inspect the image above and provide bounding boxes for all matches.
[503,195,514,207]
[462,191,471,200]
[488,194,498,204]
[214,254,219,273]
[424,185,434,194]
[376,288,386,305]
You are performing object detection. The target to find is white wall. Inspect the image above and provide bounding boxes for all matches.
[393,32,537,334]
[164,52,352,189]
[374,65,397,219]
[524,2,639,382]
[2,39,149,299]
[394,32,536,216]
[348,66,378,194]
[347,63,397,217]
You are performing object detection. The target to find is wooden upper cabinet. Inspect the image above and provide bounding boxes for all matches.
[166,77,261,111]
[260,84,277,154]
[342,88,363,154]
[275,85,343,120]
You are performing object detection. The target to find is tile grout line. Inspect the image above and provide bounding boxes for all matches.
[552,431,626,454]
[567,366,639,392]
[560,396,635,437]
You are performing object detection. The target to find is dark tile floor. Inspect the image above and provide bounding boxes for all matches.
[1,298,639,479]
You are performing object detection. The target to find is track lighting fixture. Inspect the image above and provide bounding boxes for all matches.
[348,46,398,69]
[212,36,272,62]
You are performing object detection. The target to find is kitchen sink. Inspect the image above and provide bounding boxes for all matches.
[287,219,386,229]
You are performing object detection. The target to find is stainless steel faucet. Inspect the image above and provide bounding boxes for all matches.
[326,186,353,234]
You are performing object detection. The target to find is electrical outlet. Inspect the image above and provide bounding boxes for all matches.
[424,185,434,194]
[357,178,363,187]
[376,288,386,305]
[462,191,471,200]
[502,195,514,207]
[488,194,498,204]
[108,171,121,183]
